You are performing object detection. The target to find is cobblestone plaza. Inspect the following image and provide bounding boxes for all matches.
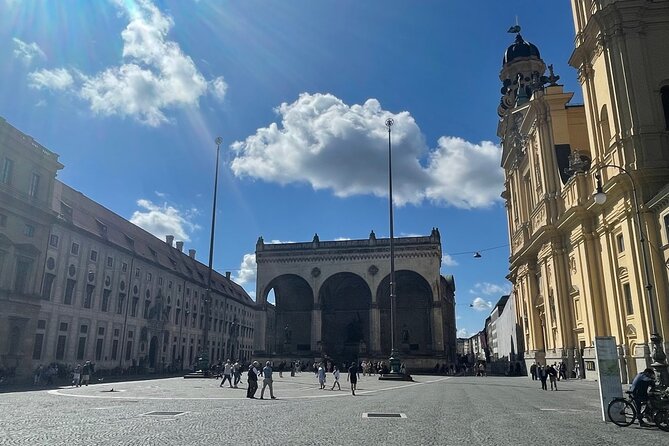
[1,375,665,445]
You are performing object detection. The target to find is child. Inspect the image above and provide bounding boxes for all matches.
[331,366,341,390]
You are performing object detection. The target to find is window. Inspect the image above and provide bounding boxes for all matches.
[49,234,59,248]
[59,322,68,332]
[135,268,140,278]
[29,173,40,198]
[1,158,14,184]
[95,338,104,361]
[77,336,87,360]
[664,214,669,243]
[158,277,163,286]
[107,256,113,268]
[117,294,125,314]
[98,327,105,336]
[37,319,46,329]
[623,283,634,315]
[80,325,88,334]
[146,272,152,281]
[55,335,67,360]
[101,289,111,312]
[84,284,94,308]
[90,250,98,262]
[661,86,669,130]
[122,262,128,273]
[71,242,80,255]
[131,297,139,317]
[125,340,133,360]
[111,339,119,360]
[0,213,6,227]
[616,234,625,253]
[114,329,120,337]
[42,273,56,300]
[143,300,151,319]
[23,224,35,237]
[32,333,44,360]
[168,280,172,289]
[14,258,32,293]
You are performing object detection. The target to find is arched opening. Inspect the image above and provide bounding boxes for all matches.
[148,336,158,369]
[661,86,669,130]
[319,272,372,362]
[377,270,433,355]
[267,274,313,355]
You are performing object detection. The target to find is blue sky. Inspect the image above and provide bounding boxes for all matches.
[1,0,580,338]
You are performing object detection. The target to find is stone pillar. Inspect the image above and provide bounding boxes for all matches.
[370,303,381,354]
[431,302,444,356]
[311,305,322,353]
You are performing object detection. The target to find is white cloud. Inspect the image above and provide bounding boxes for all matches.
[13,38,46,64]
[230,93,503,209]
[233,253,257,286]
[457,328,473,338]
[471,297,493,312]
[209,76,228,101]
[441,254,458,267]
[154,191,167,198]
[470,282,511,296]
[28,68,74,91]
[129,198,199,241]
[29,0,226,126]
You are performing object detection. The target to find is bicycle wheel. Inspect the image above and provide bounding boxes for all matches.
[654,409,669,432]
[607,398,636,427]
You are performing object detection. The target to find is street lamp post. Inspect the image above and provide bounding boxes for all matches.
[379,118,410,381]
[593,164,669,386]
[202,136,223,376]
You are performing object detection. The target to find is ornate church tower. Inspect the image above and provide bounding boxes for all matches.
[500,3,669,383]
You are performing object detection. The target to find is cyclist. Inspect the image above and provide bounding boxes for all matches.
[630,368,656,426]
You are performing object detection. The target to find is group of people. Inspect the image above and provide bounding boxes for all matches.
[316,361,360,395]
[529,362,563,391]
[215,359,243,388]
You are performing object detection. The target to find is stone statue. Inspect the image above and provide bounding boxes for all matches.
[401,324,410,343]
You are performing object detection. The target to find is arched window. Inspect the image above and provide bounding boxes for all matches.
[661,86,669,130]
[600,105,611,150]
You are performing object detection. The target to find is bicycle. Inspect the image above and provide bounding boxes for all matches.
[607,389,669,431]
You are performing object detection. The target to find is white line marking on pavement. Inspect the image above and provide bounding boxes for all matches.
[48,377,452,401]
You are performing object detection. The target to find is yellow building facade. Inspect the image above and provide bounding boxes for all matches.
[499,0,669,382]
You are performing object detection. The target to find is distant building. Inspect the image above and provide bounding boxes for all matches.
[254,230,458,368]
[0,118,257,379]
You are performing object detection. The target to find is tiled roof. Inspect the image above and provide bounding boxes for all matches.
[55,180,255,307]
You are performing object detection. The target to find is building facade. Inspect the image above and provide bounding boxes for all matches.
[499,1,669,381]
[0,119,258,379]
[0,117,63,377]
[253,230,457,369]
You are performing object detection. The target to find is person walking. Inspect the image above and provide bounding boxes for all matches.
[72,364,81,387]
[331,366,341,391]
[233,360,241,388]
[347,362,359,396]
[538,365,548,391]
[630,368,656,426]
[247,361,260,399]
[81,361,92,386]
[220,359,233,388]
[317,363,326,389]
[548,364,558,391]
[278,360,285,378]
[260,361,276,400]
[530,362,537,381]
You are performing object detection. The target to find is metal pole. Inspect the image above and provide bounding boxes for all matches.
[387,118,396,356]
[202,137,223,374]
[600,164,668,386]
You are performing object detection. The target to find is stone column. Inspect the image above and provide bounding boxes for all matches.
[431,301,444,356]
[311,304,322,353]
[370,303,380,354]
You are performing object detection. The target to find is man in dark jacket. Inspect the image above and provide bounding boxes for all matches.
[630,368,656,426]
[246,361,259,399]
